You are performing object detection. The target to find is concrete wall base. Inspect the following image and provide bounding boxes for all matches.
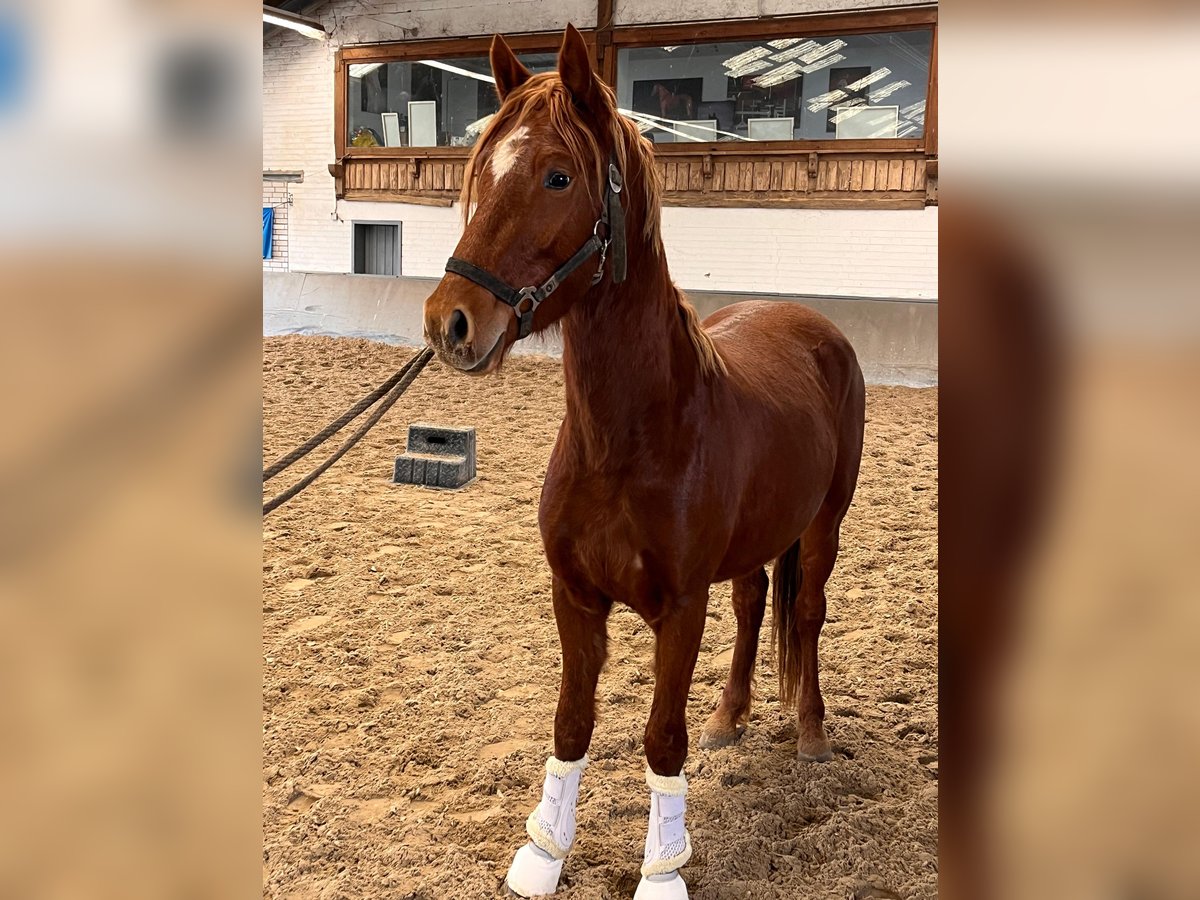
[264,272,936,387]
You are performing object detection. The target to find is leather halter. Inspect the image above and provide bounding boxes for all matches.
[444,157,627,339]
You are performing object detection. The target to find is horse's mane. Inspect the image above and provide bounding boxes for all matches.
[461,72,726,378]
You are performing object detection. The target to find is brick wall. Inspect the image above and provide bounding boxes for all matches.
[264,26,346,273]
[262,183,290,271]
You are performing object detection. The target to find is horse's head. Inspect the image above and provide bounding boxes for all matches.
[424,24,645,375]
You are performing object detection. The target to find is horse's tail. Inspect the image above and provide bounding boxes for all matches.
[772,538,803,708]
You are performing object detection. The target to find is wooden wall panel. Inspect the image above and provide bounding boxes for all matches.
[711,162,725,192]
[340,149,934,209]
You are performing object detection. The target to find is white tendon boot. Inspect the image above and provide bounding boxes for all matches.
[633,767,692,900]
[505,755,588,897]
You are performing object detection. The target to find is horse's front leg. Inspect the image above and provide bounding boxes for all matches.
[506,578,611,898]
[636,593,707,900]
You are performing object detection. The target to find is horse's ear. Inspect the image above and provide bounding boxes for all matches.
[557,23,602,112]
[490,34,531,101]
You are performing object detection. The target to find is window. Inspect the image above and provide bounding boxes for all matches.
[330,16,936,209]
[615,30,931,144]
[353,223,400,275]
[347,53,558,149]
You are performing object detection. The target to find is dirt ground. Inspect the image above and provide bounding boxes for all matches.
[263,336,938,900]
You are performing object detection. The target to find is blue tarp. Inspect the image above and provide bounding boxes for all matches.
[0,16,29,116]
[263,207,274,259]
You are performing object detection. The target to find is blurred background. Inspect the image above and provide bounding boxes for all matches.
[940,3,1200,898]
[0,0,1197,896]
[0,0,261,896]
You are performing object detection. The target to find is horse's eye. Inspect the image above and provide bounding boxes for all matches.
[545,171,572,190]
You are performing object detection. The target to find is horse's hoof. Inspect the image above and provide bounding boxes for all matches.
[699,711,745,749]
[506,842,563,897]
[698,724,743,749]
[634,871,689,899]
[797,746,834,763]
[797,719,832,762]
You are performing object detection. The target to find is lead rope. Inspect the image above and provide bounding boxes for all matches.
[262,345,434,516]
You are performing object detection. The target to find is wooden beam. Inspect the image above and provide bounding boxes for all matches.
[661,194,926,210]
[926,22,938,157]
[343,191,456,207]
[612,7,936,47]
[596,0,616,86]
[333,49,346,159]
[653,139,925,155]
[340,30,595,63]
[343,146,472,161]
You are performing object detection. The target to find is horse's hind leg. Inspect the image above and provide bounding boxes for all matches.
[793,514,839,762]
[794,452,860,761]
[794,359,864,762]
[700,567,768,749]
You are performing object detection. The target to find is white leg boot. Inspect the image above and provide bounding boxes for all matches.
[505,755,588,897]
[633,767,692,900]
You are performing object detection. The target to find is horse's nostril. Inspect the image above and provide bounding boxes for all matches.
[448,308,470,348]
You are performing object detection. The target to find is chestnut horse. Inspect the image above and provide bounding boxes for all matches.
[423,25,865,900]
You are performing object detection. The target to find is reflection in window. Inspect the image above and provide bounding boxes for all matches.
[347,54,557,148]
[615,31,931,143]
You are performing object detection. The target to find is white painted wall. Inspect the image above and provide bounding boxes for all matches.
[262,0,938,298]
[330,0,594,44]
[327,200,937,300]
[661,206,937,298]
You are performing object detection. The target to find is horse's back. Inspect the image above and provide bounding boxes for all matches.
[703,300,863,408]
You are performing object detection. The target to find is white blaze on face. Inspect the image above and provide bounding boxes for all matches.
[489,125,529,181]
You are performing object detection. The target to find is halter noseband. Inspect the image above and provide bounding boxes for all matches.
[444,156,627,339]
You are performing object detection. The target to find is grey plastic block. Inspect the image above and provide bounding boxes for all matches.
[393,423,476,489]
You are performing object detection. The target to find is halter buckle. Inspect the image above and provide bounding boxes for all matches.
[515,285,538,314]
[608,163,623,194]
[591,239,610,285]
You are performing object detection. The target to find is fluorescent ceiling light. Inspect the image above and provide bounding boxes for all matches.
[722,46,771,70]
[869,80,911,102]
[263,7,327,40]
[800,52,845,74]
[724,59,771,78]
[768,41,818,63]
[799,39,846,65]
[418,59,495,83]
[846,68,891,92]
[753,61,804,88]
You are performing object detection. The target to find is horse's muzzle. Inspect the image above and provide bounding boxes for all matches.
[424,303,507,375]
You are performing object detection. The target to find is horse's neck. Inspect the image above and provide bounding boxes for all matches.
[558,250,701,466]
